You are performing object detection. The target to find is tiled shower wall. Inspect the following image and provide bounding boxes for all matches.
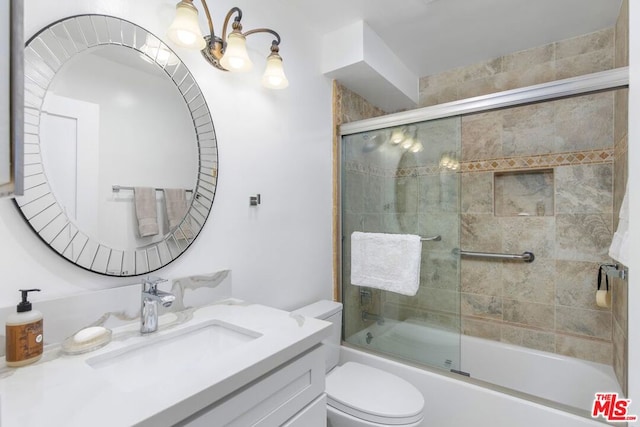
[612,0,629,394]
[419,27,615,107]
[336,8,627,373]
[459,92,616,364]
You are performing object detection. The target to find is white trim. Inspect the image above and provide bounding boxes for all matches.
[340,67,629,136]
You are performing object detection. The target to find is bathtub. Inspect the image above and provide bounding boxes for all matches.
[346,318,621,423]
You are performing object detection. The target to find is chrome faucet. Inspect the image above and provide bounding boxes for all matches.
[141,276,175,334]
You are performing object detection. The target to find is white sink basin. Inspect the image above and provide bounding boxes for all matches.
[86,320,261,392]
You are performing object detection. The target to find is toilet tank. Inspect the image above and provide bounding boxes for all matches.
[292,300,342,373]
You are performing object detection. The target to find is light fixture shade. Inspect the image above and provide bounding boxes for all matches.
[262,52,289,89]
[167,2,206,50]
[220,32,253,72]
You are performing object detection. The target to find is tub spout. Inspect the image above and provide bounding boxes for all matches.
[362,310,385,325]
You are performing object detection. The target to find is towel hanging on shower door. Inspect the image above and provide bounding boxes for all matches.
[350,232,422,296]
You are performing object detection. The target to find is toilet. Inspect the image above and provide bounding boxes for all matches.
[293,300,425,427]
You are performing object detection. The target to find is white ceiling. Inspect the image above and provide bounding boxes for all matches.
[285,0,622,77]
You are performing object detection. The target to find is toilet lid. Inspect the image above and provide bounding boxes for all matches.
[326,362,424,425]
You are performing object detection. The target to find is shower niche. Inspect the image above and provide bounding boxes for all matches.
[494,169,554,217]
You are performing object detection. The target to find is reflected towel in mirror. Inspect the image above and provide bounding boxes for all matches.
[164,188,188,229]
[134,187,159,237]
[163,188,193,239]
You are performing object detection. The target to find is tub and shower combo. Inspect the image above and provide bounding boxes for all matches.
[338,68,629,426]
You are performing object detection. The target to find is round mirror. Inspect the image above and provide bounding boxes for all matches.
[15,15,218,276]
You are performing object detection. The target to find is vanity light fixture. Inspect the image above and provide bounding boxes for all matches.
[167,0,289,89]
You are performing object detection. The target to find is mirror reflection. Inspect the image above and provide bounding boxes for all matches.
[41,45,198,249]
[16,15,218,276]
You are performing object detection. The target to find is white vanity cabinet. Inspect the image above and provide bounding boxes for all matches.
[0,0,23,198]
[176,345,327,427]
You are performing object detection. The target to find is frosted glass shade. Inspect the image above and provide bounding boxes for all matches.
[262,53,289,89]
[167,3,206,50]
[220,32,253,72]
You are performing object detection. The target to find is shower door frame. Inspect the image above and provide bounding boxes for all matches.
[335,66,629,302]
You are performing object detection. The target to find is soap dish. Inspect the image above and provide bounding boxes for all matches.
[62,326,112,355]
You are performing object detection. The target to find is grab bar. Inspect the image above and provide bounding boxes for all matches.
[421,235,441,242]
[454,249,535,263]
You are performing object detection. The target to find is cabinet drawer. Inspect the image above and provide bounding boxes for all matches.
[179,345,325,427]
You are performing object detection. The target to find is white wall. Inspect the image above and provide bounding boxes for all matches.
[0,0,333,310]
[627,0,639,416]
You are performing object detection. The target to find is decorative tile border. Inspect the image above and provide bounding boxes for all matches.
[344,148,614,177]
[461,149,614,173]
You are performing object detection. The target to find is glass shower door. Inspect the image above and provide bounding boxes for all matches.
[341,116,462,372]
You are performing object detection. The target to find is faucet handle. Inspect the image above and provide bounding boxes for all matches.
[142,276,167,292]
[143,276,167,285]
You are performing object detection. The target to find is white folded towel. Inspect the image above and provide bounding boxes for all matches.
[609,182,629,266]
[351,232,422,296]
[134,187,159,237]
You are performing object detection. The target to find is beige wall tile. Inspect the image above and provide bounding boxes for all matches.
[556,260,610,311]
[461,259,502,296]
[554,92,614,152]
[556,334,612,364]
[461,111,503,161]
[503,258,555,305]
[495,62,557,92]
[555,49,614,80]
[615,0,629,68]
[501,324,556,353]
[461,214,503,252]
[462,317,502,340]
[461,172,493,213]
[555,164,613,214]
[556,306,612,340]
[461,57,503,81]
[502,103,556,157]
[462,293,503,320]
[555,28,614,59]
[503,299,554,330]
[421,251,459,290]
[502,44,555,72]
[613,318,628,394]
[555,213,613,262]
[501,216,555,259]
[614,89,629,145]
[612,275,628,336]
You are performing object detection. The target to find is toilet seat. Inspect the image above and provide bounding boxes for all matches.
[326,362,424,425]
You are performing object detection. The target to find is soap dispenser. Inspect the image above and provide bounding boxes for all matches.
[5,289,43,367]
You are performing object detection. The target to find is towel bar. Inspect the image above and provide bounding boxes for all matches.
[421,235,441,241]
[454,249,535,263]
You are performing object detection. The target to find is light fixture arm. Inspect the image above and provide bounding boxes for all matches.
[221,7,243,42]
[198,0,215,42]
[242,28,281,48]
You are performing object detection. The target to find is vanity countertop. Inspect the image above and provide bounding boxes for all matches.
[0,300,331,427]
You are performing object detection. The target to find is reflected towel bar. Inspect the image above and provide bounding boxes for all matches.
[112,185,194,194]
[421,235,441,242]
[454,249,535,263]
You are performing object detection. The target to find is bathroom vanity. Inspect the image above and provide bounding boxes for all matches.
[0,301,331,426]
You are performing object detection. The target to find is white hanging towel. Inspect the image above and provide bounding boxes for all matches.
[351,232,422,296]
[608,182,629,266]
